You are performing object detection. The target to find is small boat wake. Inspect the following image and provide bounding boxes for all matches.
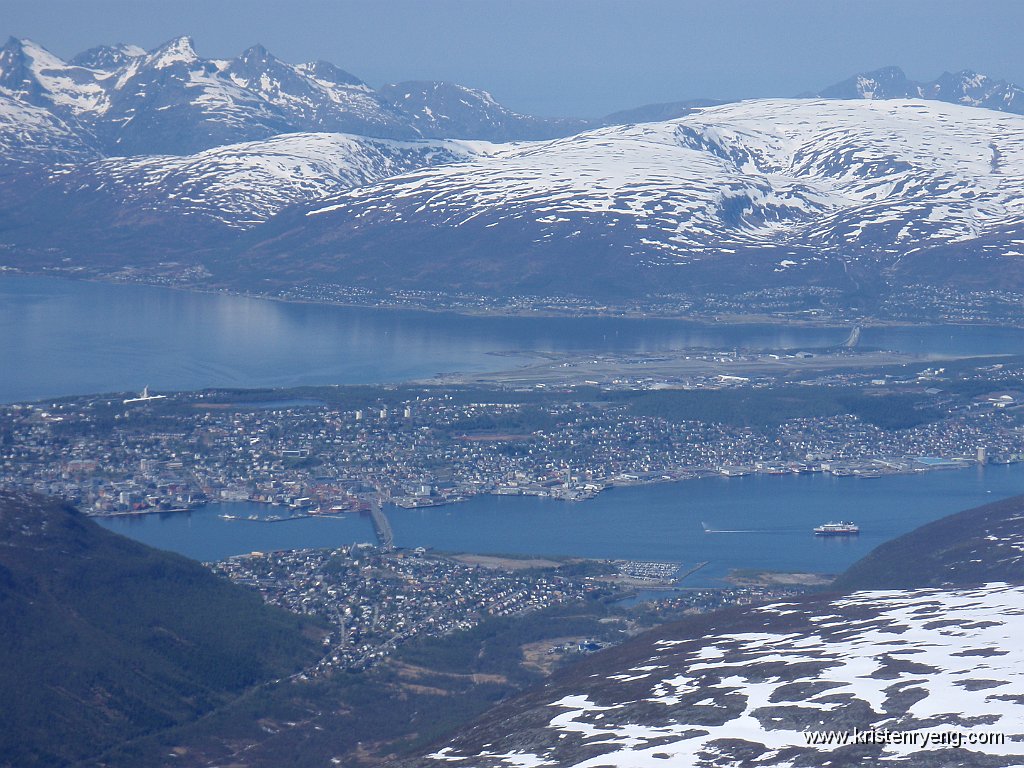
[702,522,767,534]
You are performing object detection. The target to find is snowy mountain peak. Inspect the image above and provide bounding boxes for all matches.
[69,43,146,71]
[10,37,64,67]
[237,43,275,66]
[0,37,108,115]
[148,35,199,69]
[0,38,63,83]
[0,36,41,99]
[226,43,293,84]
[0,35,25,61]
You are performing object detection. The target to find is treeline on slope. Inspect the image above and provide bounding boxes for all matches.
[0,493,323,767]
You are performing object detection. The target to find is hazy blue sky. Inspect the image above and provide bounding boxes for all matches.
[5,0,1023,117]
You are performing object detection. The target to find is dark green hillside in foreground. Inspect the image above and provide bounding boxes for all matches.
[832,492,1024,591]
[0,491,322,767]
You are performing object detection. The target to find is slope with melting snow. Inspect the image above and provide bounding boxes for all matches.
[0,91,101,167]
[43,133,494,227]
[425,583,1024,768]
[0,37,113,115]
[302,99,1024,264]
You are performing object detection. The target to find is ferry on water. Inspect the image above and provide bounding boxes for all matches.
[813,521,860,536]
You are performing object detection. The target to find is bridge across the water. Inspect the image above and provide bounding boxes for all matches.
[369,495,394,551]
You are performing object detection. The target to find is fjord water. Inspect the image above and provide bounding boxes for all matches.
[6,274,1024,402]
[98,464,1024,583]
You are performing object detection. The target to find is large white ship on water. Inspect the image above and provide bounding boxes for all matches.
[813,521,860,536]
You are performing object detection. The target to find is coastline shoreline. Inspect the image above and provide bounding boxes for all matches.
[7,268,1024,330]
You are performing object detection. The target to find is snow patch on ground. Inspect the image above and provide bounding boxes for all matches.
[429,583,1024,767]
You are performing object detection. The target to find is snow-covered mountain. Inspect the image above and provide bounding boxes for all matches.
[239,98,1024,298]
[95,36,299,155]
[221,44,418,140]
[68,42,147,71]
[0,35,293,155]
[4,36,1024,165]
[0,36,112,116]
[45,132,492,228]
[4,37,1024,307]
[5,96,1024,303]
[0,132,493,270]
[818,65,1024,114]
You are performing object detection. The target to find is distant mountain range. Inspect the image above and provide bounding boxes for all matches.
[2,35,1022,161]
[401,493,1024,768]
[0,35,590,158]
[3,36,1024,313]
[815,65,1024,113]
[4,97,1022,305]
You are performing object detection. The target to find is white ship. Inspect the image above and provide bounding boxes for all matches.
[813,521,860,536]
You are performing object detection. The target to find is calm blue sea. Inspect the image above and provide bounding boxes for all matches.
[97,464,1024,584]
[5,274,1024,403]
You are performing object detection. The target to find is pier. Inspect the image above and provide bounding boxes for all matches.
[677,561,709,582]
